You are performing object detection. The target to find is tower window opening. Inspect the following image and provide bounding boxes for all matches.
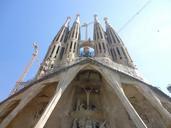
[64,29,68,42]
[60,47,65,60]
[75,31,78,39]
[55,46,60,58]
[116,47,121,56]
[113,48,117,59]
[69,41,73,52]
[95,44,98,54]
[73,42,77,52]
[116,47,122,59]
[110,49,114,60]
[50,45,56,58]
[99,43,102,53]
[94,32,96,40]
[56,46,60,54]
[72,29,75,38]
[97,32,100,39]
[102,42,106,52]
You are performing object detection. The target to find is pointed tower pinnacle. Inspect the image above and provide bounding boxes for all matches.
[75,14,80,23]
[94,14,99,22]
[63,14,81,63]
[64,16,71,27]
[93,14,110,58]
[104,17,135,68]
[36,17,71,78]
[104,17,111,28]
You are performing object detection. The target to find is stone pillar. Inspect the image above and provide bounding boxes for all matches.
[101,68,147,128]
[135,83,171,127]
[34,65,83,128]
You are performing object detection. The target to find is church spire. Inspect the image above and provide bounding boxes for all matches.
[93,15,110,57]
[36,17,71,78]
[104,17,134,68]
[63,14,80,63]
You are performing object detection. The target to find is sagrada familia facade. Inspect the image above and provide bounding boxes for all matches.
[0,15,171,128]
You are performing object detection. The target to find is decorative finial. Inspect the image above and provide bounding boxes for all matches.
[104,17,111,28]
[64,16,71,27]
[94,14,99,22]
[75,13,80,23]
[104,17,109,24]
[76,13,80,17]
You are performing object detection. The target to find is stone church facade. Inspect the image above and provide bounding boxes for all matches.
[0,15,171,128]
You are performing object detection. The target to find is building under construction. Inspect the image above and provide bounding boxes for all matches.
[0,15,171,128]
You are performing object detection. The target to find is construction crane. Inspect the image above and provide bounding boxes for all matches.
[10,43,39,95]
[81,22,93,40]
[118,0,151,32]
[81,0,151,40]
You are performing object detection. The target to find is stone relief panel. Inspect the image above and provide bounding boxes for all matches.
[71,73,110,128]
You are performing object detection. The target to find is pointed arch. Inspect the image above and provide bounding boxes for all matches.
[0,100,20,123]
[6,82,58,128]
[122,84,166,128]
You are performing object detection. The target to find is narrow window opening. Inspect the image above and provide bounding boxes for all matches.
[99,43,102,53]
[60,47,65,60]
[102,42,106,52]
[110,49,114,60]
[64,29,69,42]
[54,46,60,58]
[73,42,77,52]
[75,31,78,39]
[95,44,98,54]
[116,47,121,56]
[69,41,73,52]
[65,43,68,53]
[50,45,56,58]
[72,29,75,38]
[97,32,100,39]
[113,48,117,58]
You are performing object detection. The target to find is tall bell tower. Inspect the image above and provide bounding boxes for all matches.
[1,15,171,128]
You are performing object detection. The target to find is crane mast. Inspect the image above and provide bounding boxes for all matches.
[10,43,38,95]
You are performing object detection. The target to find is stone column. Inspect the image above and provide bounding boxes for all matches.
[101,68,147,128]
[34,65,83,128]
[135,83,171,127]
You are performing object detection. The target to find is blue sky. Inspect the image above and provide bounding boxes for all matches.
[0,0,171,101]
